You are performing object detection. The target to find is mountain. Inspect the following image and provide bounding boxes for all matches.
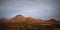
[0,15,60,30]
[0,18,8,23]
[13,15,25,20]
[9,15,26,22]
[47,18,57,22]
[0,15,58,23]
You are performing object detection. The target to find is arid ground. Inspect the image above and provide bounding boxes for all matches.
[0,15,60,30]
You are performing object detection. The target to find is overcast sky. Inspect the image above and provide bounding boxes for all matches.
[0,0,60,20]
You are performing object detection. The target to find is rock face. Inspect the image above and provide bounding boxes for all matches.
[0,18,8,23]
[10,15,26,22]
[26,17,35,22]
[47,18,57,22]
[13,15,25,20]
[26,17,42,23]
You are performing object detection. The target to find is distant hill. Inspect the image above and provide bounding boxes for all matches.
[0,15,59,24]
[0,15,60,30]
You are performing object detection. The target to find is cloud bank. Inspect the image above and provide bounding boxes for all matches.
[0,0,60,20]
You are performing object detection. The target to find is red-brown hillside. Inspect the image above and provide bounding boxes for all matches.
[0,15,58,24]
[0,15,60,30]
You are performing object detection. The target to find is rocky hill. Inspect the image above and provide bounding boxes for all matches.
[0,15,60,30]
